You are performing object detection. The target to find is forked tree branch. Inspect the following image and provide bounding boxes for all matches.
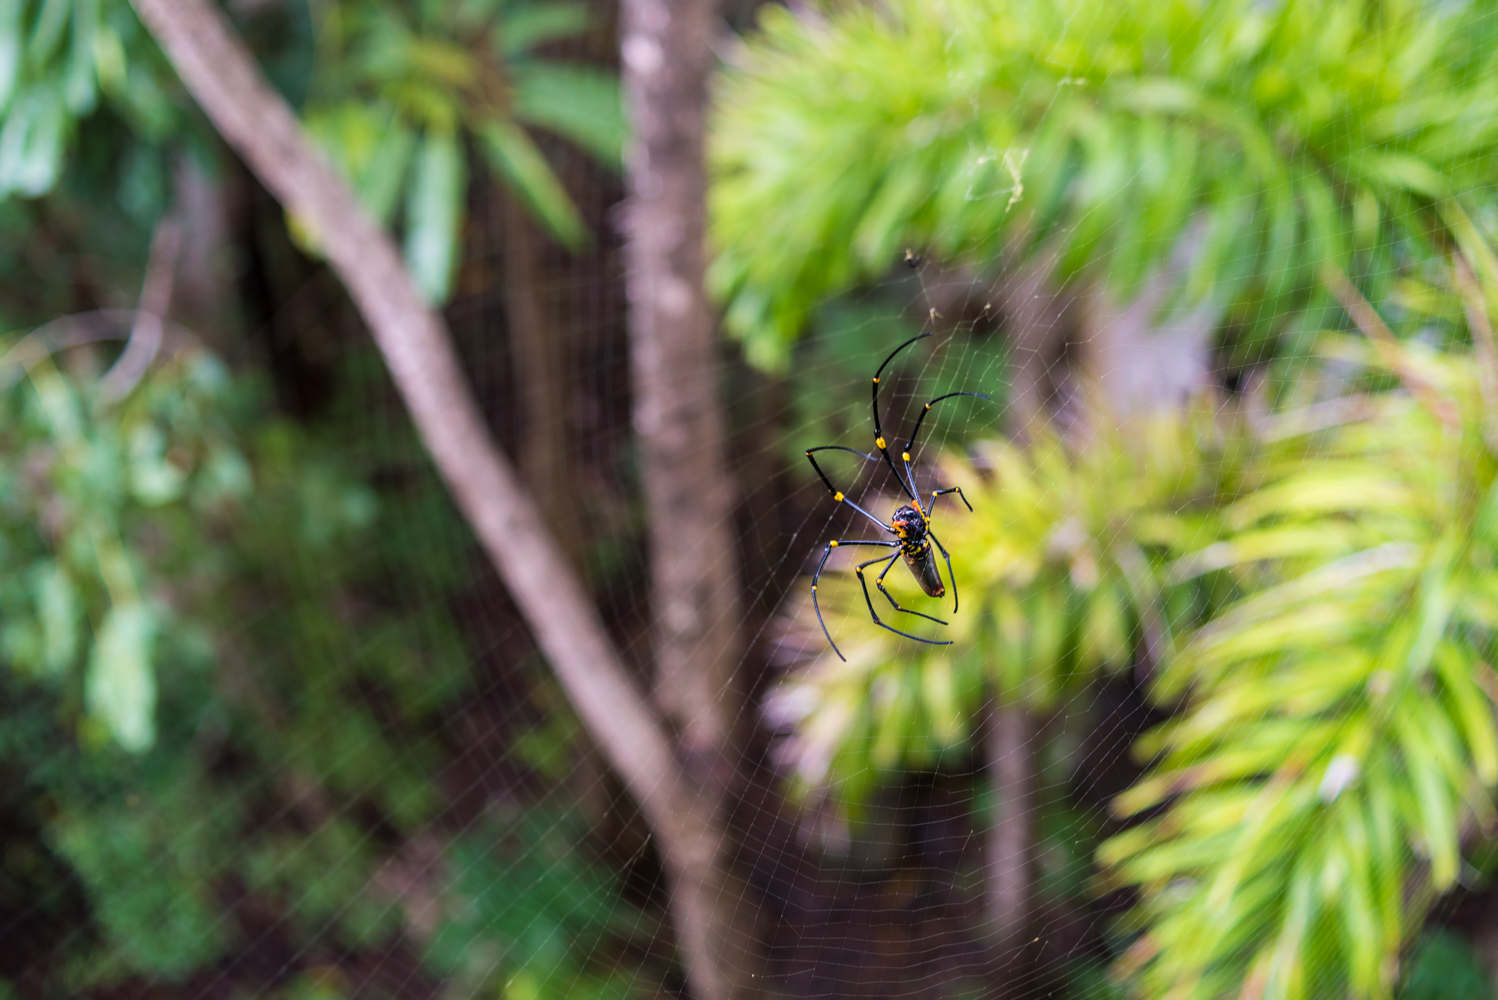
[127,0,692,840]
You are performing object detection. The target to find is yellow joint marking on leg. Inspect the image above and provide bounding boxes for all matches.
[811,585,818,591]
[875,437,886,449]
[855,568,864,576]
[901,452,911,461]
[924,403,932,410]
[872,377,880,383]
[834,491,845,502]
[829,540,839,547]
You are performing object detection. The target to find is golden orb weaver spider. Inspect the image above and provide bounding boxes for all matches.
[805,332,990,661]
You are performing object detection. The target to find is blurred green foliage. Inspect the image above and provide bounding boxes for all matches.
[1101,323,1498,993]
[1399,931,1492,1000]
[0,340,652,994]
[300,0,623,300]
[0,0,620,305]
[710,0,1498,370]
[0,0,187,203]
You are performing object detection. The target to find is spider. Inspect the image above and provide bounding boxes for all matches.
[804,332,990,661]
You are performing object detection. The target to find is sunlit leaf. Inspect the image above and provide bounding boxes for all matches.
[1102,327,1498,999]
[476,117,586,249]
[0,83,67,198]
[497,1,590,57]
[512,64,625,168]
[86,602,157,753]
[710,0,1498,369]
[37,562,80,676]
[0,0,24,114]
[65,0,99,114]
[403,126,466,303]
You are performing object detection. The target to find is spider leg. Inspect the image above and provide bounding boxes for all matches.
[805,447,897,533]
[871,333,931,501]
[899,391,992,496]
[855,554,954,648]
[875,552,949,625]
[927,486,973,520]
[811,538,900,661]
[928,529,959,614]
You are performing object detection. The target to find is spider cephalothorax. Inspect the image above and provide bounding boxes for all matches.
[889,504,945,598]
[804,332,988,660]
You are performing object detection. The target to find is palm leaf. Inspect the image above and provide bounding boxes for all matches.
[512,64,624,168]
[1105,321,1498,999]
[476,116,586,248]
[710,0,1498,369]
[403,126,466,303]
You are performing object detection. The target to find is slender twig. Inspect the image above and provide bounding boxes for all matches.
[0,309,198,394]
[99,217,184,403]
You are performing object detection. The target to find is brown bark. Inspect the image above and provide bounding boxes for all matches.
[621,0,740,758]
[127,4,748,997]
[987,698,1035,960]
[620,1,762,997]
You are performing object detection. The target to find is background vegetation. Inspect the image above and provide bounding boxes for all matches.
[6,1,1498,999]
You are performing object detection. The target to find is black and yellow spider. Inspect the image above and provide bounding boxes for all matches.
[805,332,990,661]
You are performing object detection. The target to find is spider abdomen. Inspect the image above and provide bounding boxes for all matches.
[902,543,946,598]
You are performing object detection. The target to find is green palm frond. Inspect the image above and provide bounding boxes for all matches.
[302,0,623,300]
[709,0,1498,370]
[1102,325,1498,998]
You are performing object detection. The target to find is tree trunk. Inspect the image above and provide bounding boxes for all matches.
[127,4,750,998]
[620,1,762,997]
[987,697,1035,979]
[621,0,740,760]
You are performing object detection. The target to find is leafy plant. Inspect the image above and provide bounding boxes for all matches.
[0,0,189,203]
[0,338,655,991]
[427,810,655,1000]
[0,342,250,751]
[709,0,1498,370]
[1100,258,1498,998]
[302,0,625,300]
